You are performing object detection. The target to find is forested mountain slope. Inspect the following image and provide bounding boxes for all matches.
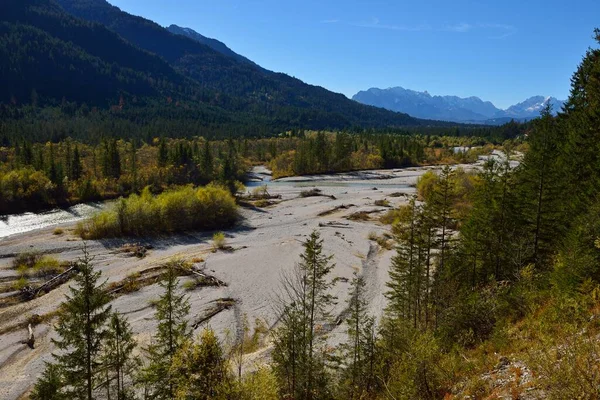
[28,0,439,130]
[0,0,193,106]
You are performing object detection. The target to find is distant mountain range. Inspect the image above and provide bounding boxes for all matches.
[352,87,565,124]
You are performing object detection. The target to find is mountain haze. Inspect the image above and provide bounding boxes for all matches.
[352,87,565,123]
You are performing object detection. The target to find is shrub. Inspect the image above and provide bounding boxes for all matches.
[12,251,42,269]
[183,279,199,291]
[346,211,370,221]
[374,199,390,207]
[530,331,600,399]
[77,184,238,239]
[416,171,439,202]
[251,185,269,199]
[212,232,227,251]
[32,256,64,277]
[13,276,30,291]
[299,188,322,198]
[236,367,279,400]
[380,209,403,225]
[53,228,64,235]
[122,272,141,293]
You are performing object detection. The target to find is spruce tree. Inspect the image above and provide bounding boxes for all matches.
[71,145,83,181]
[518,105,566,267]
[142,260,191,399]
[386,198,419,322]
[272,230,336,400]
[341,273,377,400]
[30,363,66,400]
[100,312,140,400]
[51,245,112,400]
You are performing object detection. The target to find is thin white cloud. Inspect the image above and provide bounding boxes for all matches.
[324,17,516,39]
[480,23,518,39]
[445,23,472,33]
[445,23,517,38]
[352,16,431,32]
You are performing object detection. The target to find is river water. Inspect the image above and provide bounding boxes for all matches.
[0,202,107,239]
[1,158,506,240]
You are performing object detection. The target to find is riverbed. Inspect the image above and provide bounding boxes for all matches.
[0,163,478,399]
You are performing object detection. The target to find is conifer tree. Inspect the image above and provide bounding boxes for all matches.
[272,230,336,400]
[340,273,377,399]
[386,198,419,322]
[201,139,214,181]
[51,245,112,400]
[142,260,191,399]
[71,145,83,181]
[518,104,566,267]
[30,363,66,400]
[129,139,138,191]
[157,138,168,168]
[100,312,140,400]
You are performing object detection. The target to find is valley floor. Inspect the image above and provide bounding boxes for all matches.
[0,164,476,400]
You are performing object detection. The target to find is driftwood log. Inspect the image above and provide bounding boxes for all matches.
[20,265,78,301]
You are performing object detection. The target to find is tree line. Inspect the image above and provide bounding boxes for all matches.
[0,132,496,214]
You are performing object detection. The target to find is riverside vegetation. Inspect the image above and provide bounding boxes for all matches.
[0,131,510,215]
[26,29,600,399]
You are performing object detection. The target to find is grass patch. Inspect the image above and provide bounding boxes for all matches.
[53,228,64,235]
[368,231,394,250]
[32,256,65,277]
[13,252,65,278]
[12,252,42,269]
[77,184,238,239]
[182,279,199,291]
[121,272,141,293]
[380,209,403,225]
[374,199,391,207]
[13,277,30,291]
[253,199,276,208]
[212,232,227,252]
[346,211,371,221]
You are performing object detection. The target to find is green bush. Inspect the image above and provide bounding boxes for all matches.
[33,256,64,277]
[77,184,238,239]
[13,276,30,291]
[212,232,227,251]
[12,251,42,269]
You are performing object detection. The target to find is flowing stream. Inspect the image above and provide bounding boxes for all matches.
[0,202,108,239]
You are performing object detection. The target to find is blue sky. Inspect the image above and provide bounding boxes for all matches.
[110,0,598,109]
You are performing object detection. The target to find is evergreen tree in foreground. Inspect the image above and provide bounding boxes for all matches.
[30,363,67,400]
[142,260,191,399]
[272,230,336,400]
[46,245,112,400]
[100,312,141,400]
[340,272,377,400]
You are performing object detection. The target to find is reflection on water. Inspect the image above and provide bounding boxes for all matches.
[0,202,108,239]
